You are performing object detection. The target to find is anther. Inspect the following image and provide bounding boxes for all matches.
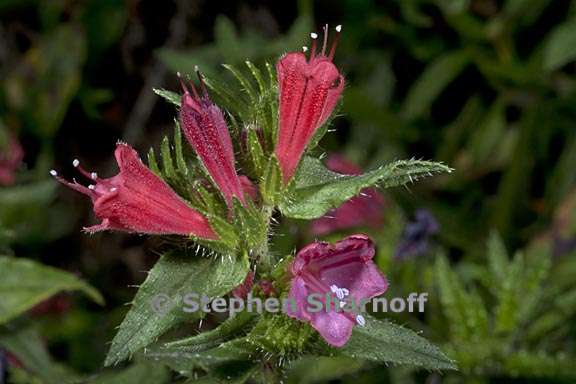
[50,170,58,177]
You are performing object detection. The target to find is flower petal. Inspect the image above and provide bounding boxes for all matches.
[286,276,312,322]
[310,310,355,347]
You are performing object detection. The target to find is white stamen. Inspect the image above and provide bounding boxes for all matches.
[310,32,318,39]
[302,46,308,52]
[88,185,95,190]
[72,159,80,167]
[335,25,342,32]
[330,285,338,293]
[356,314,366,326]
[341,288,350,296]
[91,172,98,179]
[339,301,347,308]
[336,289,344,300]
[49,170,58,176]
[194,65,199,72]
[110,187,117,192]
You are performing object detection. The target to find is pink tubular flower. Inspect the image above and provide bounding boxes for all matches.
[179,71,244,206]
[311,155,386,235]
[51,143,217,239]
[0,136,24,186]
[286,234,388,347]
[275,25,345,184]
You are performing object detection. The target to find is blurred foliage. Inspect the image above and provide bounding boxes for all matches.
[1,0,576,383]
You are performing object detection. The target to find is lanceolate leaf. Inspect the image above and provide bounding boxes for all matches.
[92,363,170,384]
[0,325,78,384]
[280,156,452,220]
[435,254,489,341]
[338,316,457,370]
[163,311,256,351]
[0,257,103,325]
[153,88,180,106]
[144,338,257,378]
[104,250,249,366]
[543,18,576,71]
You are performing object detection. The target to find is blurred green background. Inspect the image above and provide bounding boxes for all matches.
[1,0,576,383]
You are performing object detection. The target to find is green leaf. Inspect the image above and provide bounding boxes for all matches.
[245,127,266,177]
[487,231,509,291]
[0,257,103,325]
[401,51,468,120]
[0,325,78,384]
[160,136,177,180]
[208,215,240,250]
[232,199,267,250]
[338,316,457,370]
[104,250,249,366]
[286,356,365,384]
[147,148,161,176]
[280,156,452,220]
[543,18,576,71]
[144,338,257,377]
[92,363,170,384]
[153,88,180,106]
[164,311,256,351]
[503,350,576,379]
[222,64,257,104]
[435,255,489,342]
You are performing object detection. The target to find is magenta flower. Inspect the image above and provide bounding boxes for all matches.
[275,26,345,184]
[286,234,388,347]
[51,143,217,239]
[0,136,24,186]
[179,71,245,206]
[311,155,386,235]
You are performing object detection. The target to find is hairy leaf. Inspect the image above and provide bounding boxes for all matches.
[338,316,457,370]
[280,156,452,219]
[104,251,249,366]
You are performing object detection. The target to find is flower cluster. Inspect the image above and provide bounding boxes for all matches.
[52,25,389,348]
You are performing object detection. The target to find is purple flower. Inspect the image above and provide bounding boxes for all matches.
[286,234,388,347]
[395,209,439,260]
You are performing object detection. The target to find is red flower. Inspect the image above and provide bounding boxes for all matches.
[275,25,345,184]
[179,71,245,206]
[51,143,217,239]
[311,155,386,235]
[0,136,24,186]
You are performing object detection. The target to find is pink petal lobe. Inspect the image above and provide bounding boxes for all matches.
[310,310,355,348]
